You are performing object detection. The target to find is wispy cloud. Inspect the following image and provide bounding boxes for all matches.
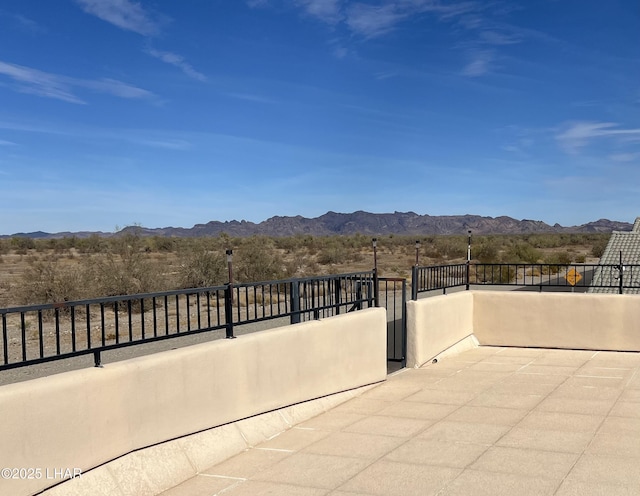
[75,2,204,83]
[145,48,207,82]
[610,152,640,162]
[346,3,405,38]
[286,0,481,39]
[224,92,277,104]
[134,138,192,150]
[557,121,640,153]
[74,0,161,36]
[462,50,494,76]
[295,0,343,24]
[280,0,514,77]
[0,118,192,151]
[0,60,84,103]
[0,60,154,104]
[478,30,519,45]
[0,11,45,34]
[80,78,155,99]
[0,139,17,146]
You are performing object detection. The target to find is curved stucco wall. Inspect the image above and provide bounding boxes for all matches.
[406,291,474,368]
[473,292,640,351]
[0,308,387,496]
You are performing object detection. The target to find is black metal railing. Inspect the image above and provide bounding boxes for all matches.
[0,271,375,371]
[411,264,467,298]
[412,263,640,298]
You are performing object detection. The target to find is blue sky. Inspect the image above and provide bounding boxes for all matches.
[0,0,638,234]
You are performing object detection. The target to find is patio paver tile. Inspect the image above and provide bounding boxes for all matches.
[338,459,461,496]
[469,446,579,479]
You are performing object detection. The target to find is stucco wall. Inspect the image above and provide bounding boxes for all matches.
[406,291,474,368]
[0,308,387,496]
[473,292,640,351]
[407,291,640,368]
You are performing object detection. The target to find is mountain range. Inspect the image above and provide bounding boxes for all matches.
[3,212,633,239]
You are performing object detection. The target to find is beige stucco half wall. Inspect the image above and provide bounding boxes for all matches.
[406,291,475,368]
[0,307,387,496]
[407,291,640,368]
[473,291,640,351]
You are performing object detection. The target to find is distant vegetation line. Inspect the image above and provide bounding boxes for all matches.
[0,232,611,309]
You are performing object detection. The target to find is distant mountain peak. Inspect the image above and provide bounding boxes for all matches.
[2,211,632,239]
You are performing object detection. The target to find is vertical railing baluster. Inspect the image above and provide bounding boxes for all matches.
[2,313,8,365]
[153,296,158,337]
[196,293,201,330]
[185,294,190,332]
[38,310,44,358]
[20,312,27,361]
[86,304,91,349]
[164,295,169,335]
[114,303,119,344]
[55,308,61,355]
[128,300,133,341]
[141,298,146,338]
[101,303,106,346]
[175,294,180,333]
[71,306,76,352]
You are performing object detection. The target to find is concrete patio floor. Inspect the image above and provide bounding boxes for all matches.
[159,346,640,496]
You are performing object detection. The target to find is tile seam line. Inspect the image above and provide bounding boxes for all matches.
[550,363,628,496]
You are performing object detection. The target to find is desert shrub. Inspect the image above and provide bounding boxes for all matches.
[575,254,586,263]
[505,243,542,263]
[436,236,467,259]
[545,251,572,265]
[10,236,35,254]
[317,237,353,265]
[89,254,161,297]
[591,238,608,259]
[474,242,499,263]
[177,249,226,288]
[88,232,167,297]
[77,234,104,254]
[235,237,285,282]
[149,236,177,252]
[16,258,86,305]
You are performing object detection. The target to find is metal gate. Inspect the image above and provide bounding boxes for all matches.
[377,277,407,366]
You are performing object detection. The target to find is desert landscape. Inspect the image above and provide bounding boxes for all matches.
[0,231,610,309]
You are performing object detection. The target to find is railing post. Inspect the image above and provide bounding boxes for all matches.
[411,265,418,300]
[401,278,407,367]
[334,278,341,315]
[224,283,235,338]
[290,281,301,324]
[619,251,624,295]
[373,268,380,307]
[93,350,102,368]
[466,262,470,291]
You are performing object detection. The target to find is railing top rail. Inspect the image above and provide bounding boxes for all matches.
[0,271,375,314]
[0,285,228,315]
[414,263,467,270]
[231,270,375,288]
[411,262,640,298]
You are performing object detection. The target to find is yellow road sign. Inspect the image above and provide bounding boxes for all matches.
[565,268,582,286]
